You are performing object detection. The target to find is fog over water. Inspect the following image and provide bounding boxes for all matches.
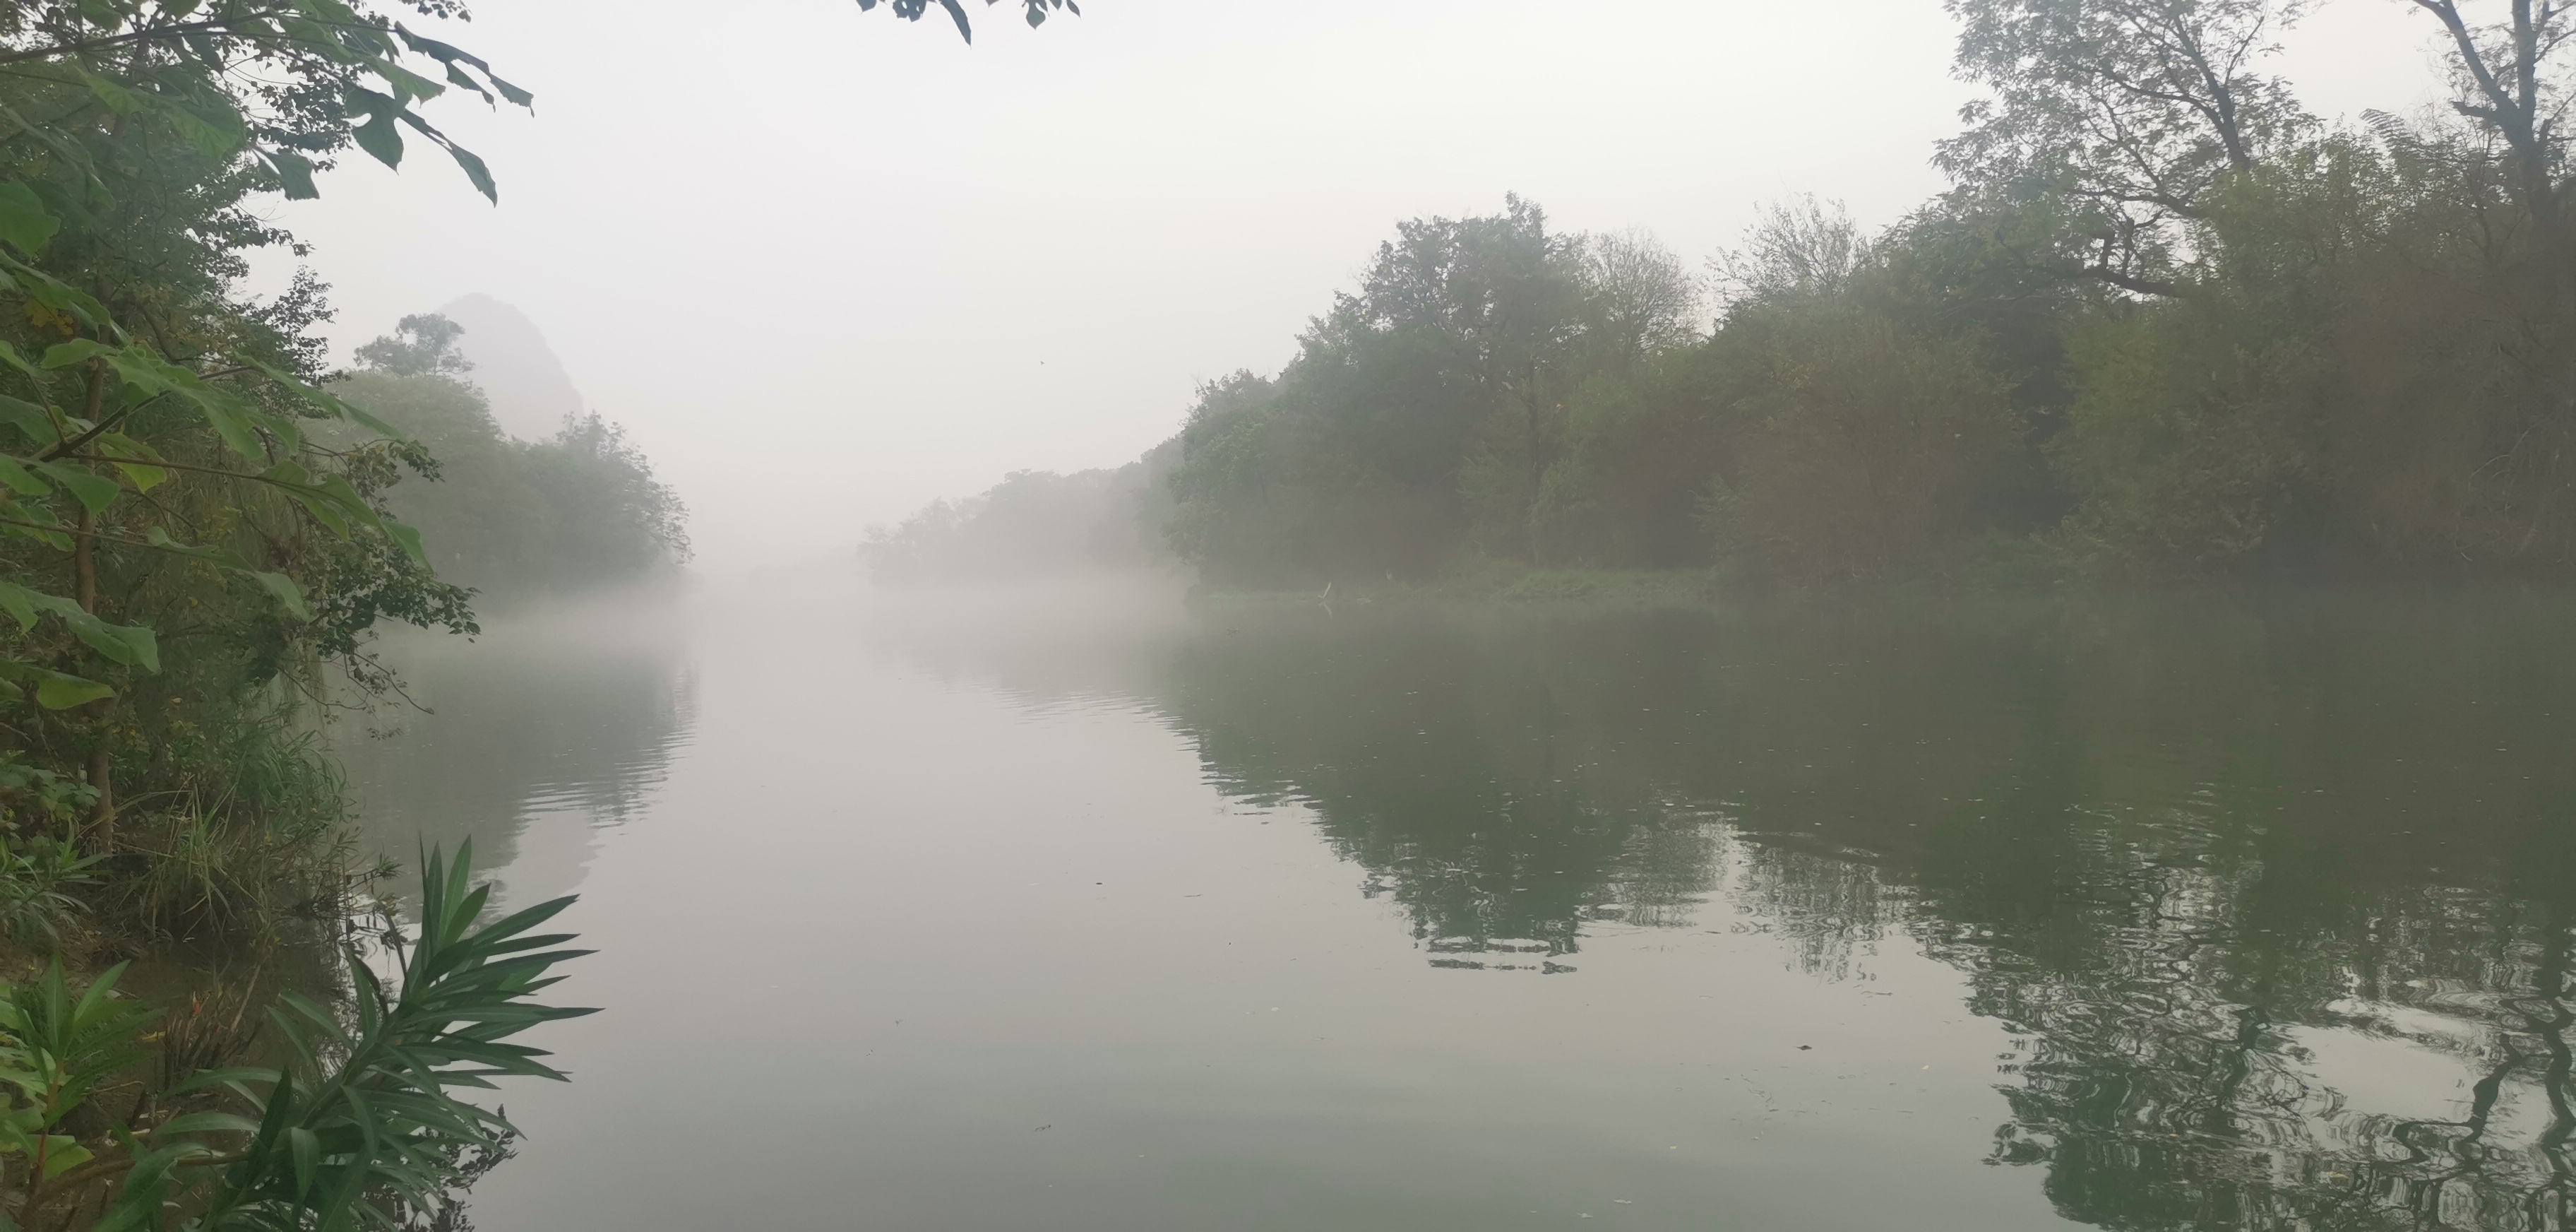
[246,0,2447,574]
[334,580,2576,1231]
[266,5,2576,1227]
[18,0,2576,1226]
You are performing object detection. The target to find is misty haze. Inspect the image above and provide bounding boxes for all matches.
[1,3,2573,1231]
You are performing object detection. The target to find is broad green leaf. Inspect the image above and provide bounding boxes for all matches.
[33,673,111,710]
[73,69,141,115]
[0,510,71,550]
[280,474,385,540]
[489,74,536,108]
[0,253,109,332]
[196,398,264,460]
[105,463,164,492]
[365,55,449,105]
[0,101,103,196]
[353,109,405,169]
[0,582,37,631]
[384,519,429,567]
[0,455,49,497]
[446,143,499,204]
[143,527,245,569]
[396,27,508,84]
[38,1136,90,1179]
[102,461,160,490]
[344,401,408,440]
[254,572,311,620]
[318,475,381,527]
[90,345,187,398]
[0,396,56,445]
[95,433,167,492]
[37,340,112,371]
[246,360,416,439]
[442,59,493,100]
[290,492,348,535]
[166,95,248,160]
[61,611,157,672]
[0,340,43,384]
[0,182,59,256]
[267,150,320,201]
[31,463,117,515]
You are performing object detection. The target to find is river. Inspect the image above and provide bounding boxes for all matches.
[329,581,2576,1231]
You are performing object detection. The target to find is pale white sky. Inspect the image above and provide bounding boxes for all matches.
[251,0,2448,573]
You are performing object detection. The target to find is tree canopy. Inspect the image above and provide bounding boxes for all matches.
[865,0,2576,589]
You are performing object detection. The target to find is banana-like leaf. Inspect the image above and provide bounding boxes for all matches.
[0,182,59,256]
[0,340,47,385]
[0,454,48,497]
[94,432,167,492]
[0,581,161,670]
[31,461,116,514]
[30,671,109,710]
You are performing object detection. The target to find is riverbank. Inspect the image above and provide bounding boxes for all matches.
[1183,547,2064,612]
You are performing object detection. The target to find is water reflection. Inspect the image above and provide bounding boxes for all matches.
[330,596,696,906]
[867,586,2576,1231]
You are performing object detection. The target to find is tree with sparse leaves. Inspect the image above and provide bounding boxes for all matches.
[1938,0,2313,296]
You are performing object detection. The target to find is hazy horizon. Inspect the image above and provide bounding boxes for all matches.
[251,0,2450,574]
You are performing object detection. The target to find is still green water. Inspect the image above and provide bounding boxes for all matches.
[335,585,2576,1231]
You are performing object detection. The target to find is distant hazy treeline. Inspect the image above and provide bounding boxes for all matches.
[339,315,690,605]
[861,442,1178,584]
[879,0,2576,588]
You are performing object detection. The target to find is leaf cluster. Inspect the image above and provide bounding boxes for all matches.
[854,0,1078,44]
[0,846,590,1231]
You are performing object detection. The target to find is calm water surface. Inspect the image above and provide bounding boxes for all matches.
[332,584,2576,1231]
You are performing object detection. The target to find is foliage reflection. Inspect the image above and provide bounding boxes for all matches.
[1140,591,2576,1231]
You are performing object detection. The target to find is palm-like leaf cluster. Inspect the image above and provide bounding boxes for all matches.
[0,843,590,1231]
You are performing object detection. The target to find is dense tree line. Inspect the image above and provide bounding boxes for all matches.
[0,0,520,916]
[859,444,1174,584]
[1157,0,2576,586]
[0,1,1040,1226]
[0,0,685,949]
[338,314,688,603]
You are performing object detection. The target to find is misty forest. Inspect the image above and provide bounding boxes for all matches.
[1,0,2575,1231]
[872,0,2576,592]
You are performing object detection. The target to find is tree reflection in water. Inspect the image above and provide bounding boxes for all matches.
[332,598,696,906]
[1143,589,2576,1232]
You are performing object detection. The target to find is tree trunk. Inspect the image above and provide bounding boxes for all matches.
[72,355,117,850]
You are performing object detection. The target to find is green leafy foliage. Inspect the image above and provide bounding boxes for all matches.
[0,847,590,1231]
[0,0,506,866]
[1065,4,2576,587]
[330,326,690,603]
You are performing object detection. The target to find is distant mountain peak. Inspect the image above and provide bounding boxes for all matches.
[437,294,585,442]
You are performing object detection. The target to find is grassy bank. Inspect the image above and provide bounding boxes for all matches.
[1183,538,2090,612]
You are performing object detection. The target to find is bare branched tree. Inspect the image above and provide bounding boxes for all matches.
[1578,230,1703,369]
[2405,0,2572,239]
[1712,196,1871,309]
